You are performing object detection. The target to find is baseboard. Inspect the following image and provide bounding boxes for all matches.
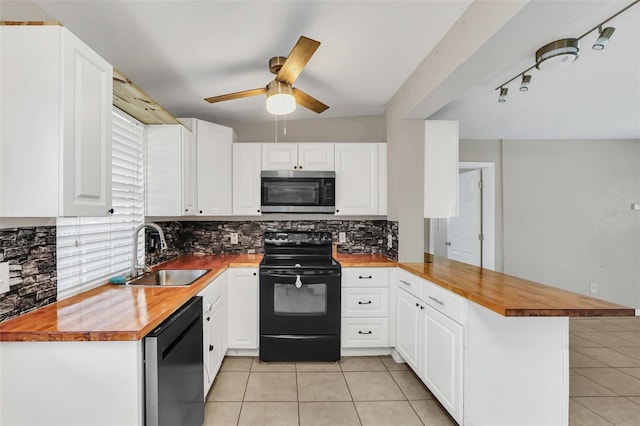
[225,348,259,357]
[340,347,392,357]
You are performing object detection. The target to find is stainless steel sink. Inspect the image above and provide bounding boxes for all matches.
[127,269,210,286]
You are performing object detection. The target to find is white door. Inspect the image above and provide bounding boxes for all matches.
[335,143,378,215]
[232,143,262,215]
[262,143,298,170]
[447,169,481,266]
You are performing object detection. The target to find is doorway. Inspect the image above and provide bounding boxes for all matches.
[429,162,495,270]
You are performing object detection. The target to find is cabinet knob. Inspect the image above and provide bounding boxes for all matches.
[420,305,425,310]
[185,208,188,212]
[209,344,214,351]
[107,208,114,214]
[299,166,303,170]
[415,303,419,307]
[336,209,339,213]
[253,272,257,276]
[199,210,203,214]
[257,209,260,213]
[206,317,210,322]
[294,166,298,169]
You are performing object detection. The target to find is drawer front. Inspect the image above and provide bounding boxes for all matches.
[342,287,389,317]
[342,268,389,288]
[422,280,467,324]
[342,318,389,348]
[396,268,423,299]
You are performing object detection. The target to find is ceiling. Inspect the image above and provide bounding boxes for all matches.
[4,0,640,139]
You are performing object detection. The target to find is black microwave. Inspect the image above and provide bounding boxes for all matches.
[260,170,336,213]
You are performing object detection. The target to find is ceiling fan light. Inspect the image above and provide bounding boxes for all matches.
[593,27,615,50]
[535,38,579,70]
[266,80,296,115]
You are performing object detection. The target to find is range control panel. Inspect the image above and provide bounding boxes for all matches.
[264,231,332,245]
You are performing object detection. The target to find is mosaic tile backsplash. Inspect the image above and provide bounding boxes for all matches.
[0,227,57,322]
[146,220,399,266]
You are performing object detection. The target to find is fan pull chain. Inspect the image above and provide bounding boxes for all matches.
[274,114,278,143]
[284,114,287,136]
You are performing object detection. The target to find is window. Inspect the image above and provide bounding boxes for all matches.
[56,107,145,299]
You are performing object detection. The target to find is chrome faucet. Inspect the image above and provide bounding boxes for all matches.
[131,222,168,277]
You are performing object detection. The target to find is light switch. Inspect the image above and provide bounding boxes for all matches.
[230,233,239,244]
[0,262,10,294]
[338,232,346,243]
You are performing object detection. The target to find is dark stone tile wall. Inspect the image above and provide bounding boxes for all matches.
[0,227,57,322]
[146,219,400,265]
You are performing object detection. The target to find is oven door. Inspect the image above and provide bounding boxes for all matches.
[260,269,341,335]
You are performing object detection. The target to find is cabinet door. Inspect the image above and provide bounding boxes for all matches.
[227,268,259,349]
[335,143,378,215]
[261,144,298,170]
[424,120,459,218]
[146,125,183,216]
[422,305,463,423]
[232,144,262,215]
[194,120,233,215]
[206,298,224,384]
[298,143,334,170]
[181,128,197,215]
[60,29,113,216]
[395,287,421,373]
[377,143,388,215]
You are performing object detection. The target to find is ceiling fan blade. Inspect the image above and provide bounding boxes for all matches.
[276,36,320,86]
[292,88,329,114]
[204,87,266,103]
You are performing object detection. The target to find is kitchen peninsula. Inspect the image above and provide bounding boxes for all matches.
[0,254,633,426]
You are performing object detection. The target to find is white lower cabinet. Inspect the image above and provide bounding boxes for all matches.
[395,271,466,424]
[198,271,228,394]
[422,302,463,422]
[227,268,259,349]
[341,267,392,349]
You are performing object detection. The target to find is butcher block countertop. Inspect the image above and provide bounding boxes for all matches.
[333,253,397,267]
[0,254,262,342]
[400,258,635,317]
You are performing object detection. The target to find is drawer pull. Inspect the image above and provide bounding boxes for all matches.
[209,344,214,351]
[358,330,373,335]
[400,279,411,286]
[428,296,445,306]
[358,275,373,279]
[358,300,372,305]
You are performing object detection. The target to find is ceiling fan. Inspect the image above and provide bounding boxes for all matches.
[204,36,329,115]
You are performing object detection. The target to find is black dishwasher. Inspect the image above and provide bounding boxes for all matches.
[144,296,204,426]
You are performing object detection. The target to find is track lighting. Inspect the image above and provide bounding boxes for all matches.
[494,0,638,100]
[519,75,531,92]
[498,87,508,103]
[593,27,615,50]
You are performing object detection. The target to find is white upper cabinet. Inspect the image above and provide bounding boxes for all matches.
[180,118,234,216]
[1,26,113,217]
[335,143,379,215]
[146,124,196,216]
[424,120,459,218]
[262,143,334,171]
[232,143,262,215]
[378,143,388,215]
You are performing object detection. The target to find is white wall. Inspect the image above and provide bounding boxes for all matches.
[502,139,640,307]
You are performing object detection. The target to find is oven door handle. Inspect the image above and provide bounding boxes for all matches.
[260,270,341,278]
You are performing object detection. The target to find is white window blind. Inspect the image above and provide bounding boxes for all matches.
[57,107,145,299]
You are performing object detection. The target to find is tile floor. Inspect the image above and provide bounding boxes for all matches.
[569,316,640,426]
[204,355,455,426]
[204,316,640,426]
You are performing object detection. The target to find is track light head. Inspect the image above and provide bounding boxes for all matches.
[498,87,508,103]
[519,75,532,92]
[593,27,615,50]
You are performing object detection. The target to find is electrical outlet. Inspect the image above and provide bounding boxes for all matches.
[387,233,393,249]
[0,262,10,294]
[338,232,346,243]
[230,233,239,244]
[590,283,597,294]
